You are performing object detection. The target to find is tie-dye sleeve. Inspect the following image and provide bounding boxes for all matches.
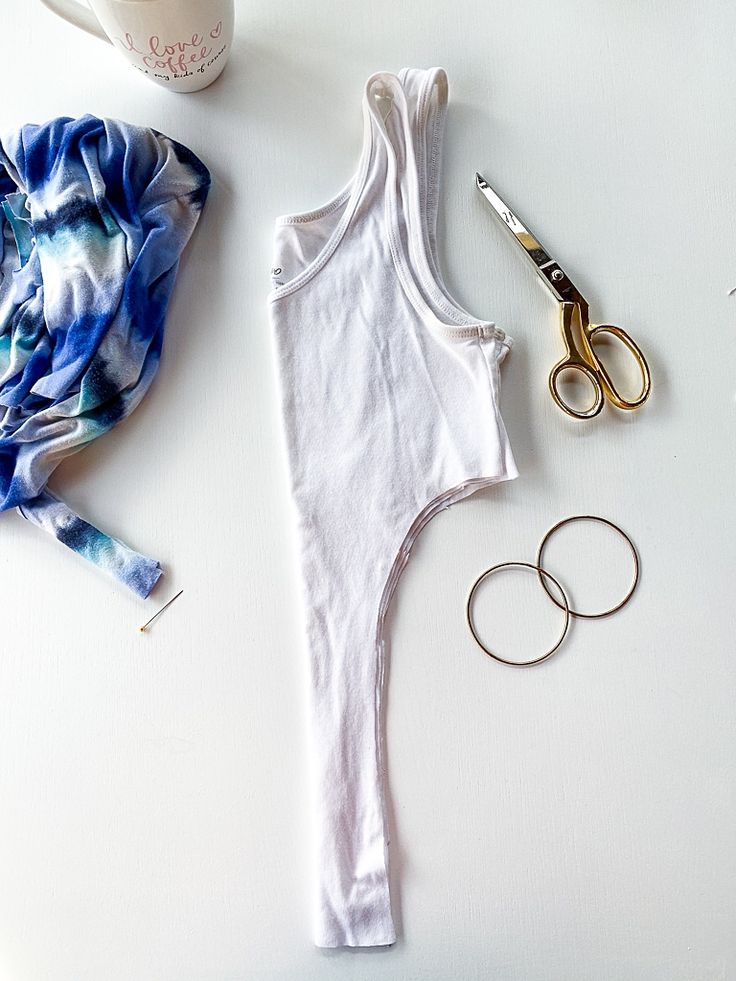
[0,116,210,597]
[19,489,163,599]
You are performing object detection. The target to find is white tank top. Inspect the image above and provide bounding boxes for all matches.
[268,67,517,947]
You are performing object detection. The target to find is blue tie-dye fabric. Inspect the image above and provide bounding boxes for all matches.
[0,116,210,597]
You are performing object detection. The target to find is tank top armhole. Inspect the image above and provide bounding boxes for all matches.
[268,107,374,302]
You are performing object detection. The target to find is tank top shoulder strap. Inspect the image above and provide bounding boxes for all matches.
[362,67,447,227]
[362,68,492,337]
[396,67,448,266]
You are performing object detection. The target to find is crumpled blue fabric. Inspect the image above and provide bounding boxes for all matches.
[0,115,210,597]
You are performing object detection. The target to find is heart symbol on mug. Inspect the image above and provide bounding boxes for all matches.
[210,21,222,39]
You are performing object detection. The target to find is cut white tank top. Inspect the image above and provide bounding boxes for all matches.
[268,67,517,947]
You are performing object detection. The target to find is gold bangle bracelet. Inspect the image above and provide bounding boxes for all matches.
[536,514,640,620]
[465,561,571,667]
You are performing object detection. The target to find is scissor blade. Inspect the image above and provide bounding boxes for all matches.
[475,173,580,305]
[475,173,546,253]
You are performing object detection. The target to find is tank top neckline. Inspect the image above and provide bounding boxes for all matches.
[268,69,510,347]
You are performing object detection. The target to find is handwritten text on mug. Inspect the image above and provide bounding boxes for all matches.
[116,20,225,78]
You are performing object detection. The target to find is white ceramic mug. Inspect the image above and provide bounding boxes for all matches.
[40,0,234,93]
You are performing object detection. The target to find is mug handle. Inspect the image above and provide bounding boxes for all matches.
[39,0,111,43]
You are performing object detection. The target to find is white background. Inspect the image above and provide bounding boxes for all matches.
[1,1,735,978]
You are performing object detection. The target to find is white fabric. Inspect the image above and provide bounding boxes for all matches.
[268,67,517,948]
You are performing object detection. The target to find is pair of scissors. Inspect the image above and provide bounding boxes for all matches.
[475,173,651,420]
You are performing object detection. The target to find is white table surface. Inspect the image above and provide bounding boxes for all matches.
[2,1,735,978]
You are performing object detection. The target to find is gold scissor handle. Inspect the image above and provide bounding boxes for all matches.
[549,303,652,420]
[549,303,605,419]
[581,322,652,411]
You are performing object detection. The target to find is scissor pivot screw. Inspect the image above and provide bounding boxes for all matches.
[551,269,564,282]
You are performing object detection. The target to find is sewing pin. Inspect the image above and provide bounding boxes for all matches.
[139,589,184,633]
